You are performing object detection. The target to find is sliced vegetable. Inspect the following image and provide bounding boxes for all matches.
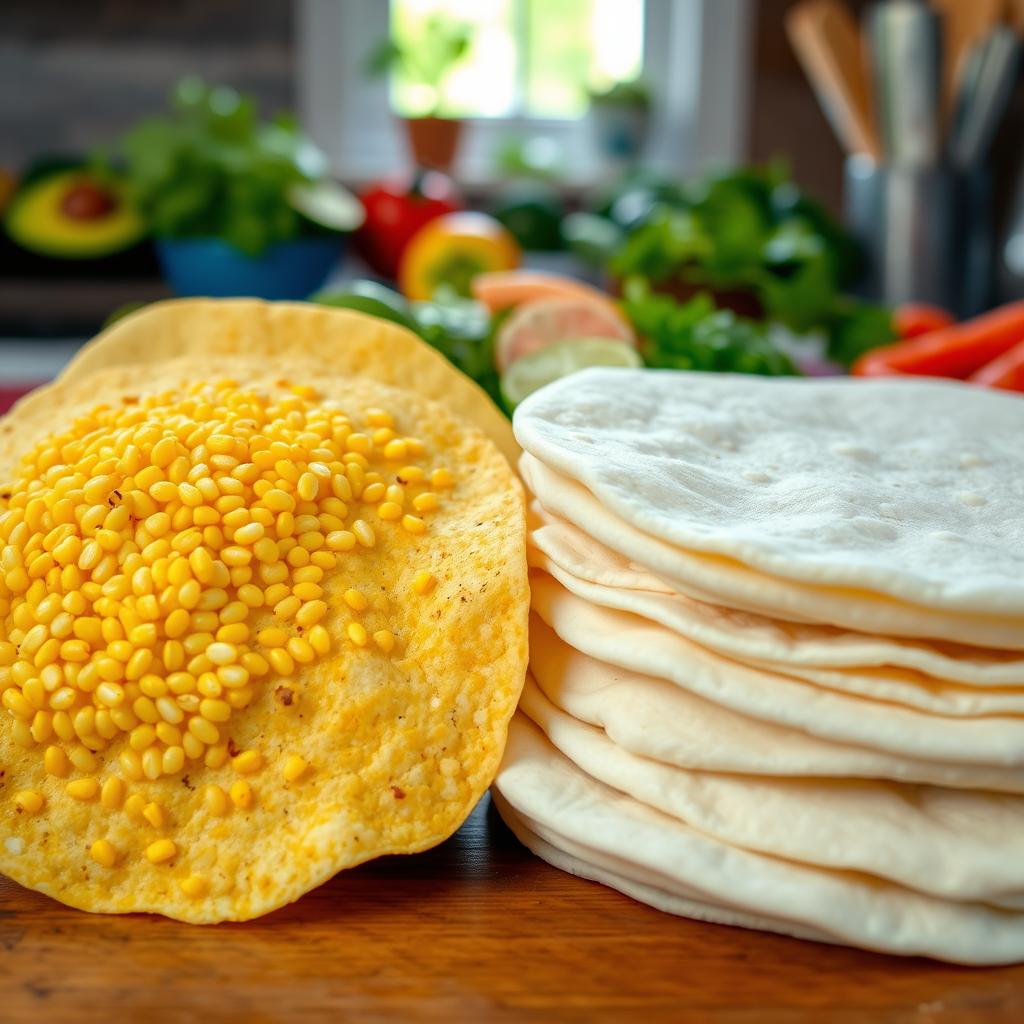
[471,269,625,321]
[501,337,642,409]
[495,295,635,372]
[893,303,955,340]
[399,212,521,301]
[968,339,1024,391]
[853,301,1024,379]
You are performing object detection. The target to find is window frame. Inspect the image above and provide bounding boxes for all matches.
[295,0,753,187]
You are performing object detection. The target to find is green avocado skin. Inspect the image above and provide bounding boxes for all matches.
[4,164,147,260]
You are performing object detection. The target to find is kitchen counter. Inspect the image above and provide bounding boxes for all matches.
[2,795,1023,1023]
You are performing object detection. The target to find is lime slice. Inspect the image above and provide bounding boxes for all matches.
[501,337,642,409]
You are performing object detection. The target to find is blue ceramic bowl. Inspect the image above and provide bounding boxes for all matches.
[155,236,344,300]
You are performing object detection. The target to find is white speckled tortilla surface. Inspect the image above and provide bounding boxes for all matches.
[492,715,1024,965]
[514,369,1024,616]
[522,454,1024,649]
[519,676,1024,906]
[528,530,1024,716]
[528,611,1024,792]
[531,575,1024,767]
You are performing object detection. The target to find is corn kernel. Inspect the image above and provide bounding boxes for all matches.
[180,875,209,899]
[412,571,437,595]
[204,784,229,816]
[66,778,99,801]
[14,789,44,815]
[373,629,396,654]
[282,754,308,783]
[89,839,118,868]
[232,750,264,775]
[100,776,125,811]
[145,839,177,864]
[229,780,254,809]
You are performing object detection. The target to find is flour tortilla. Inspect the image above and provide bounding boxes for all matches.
[529,547,1024,717]
[493,794,838,949]
[50,297,519,466]
[515,369,1024,615]
[529,503,1024,685]
[529,614,1024,792]
[520,678,1024,904]
[523,455,1024,649]
[532,575,1024,767]
[493,715,1024,964]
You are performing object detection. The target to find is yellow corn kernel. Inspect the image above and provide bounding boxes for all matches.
[14,789,44,815]
[412,570,437,595]
[352,519,375,548]
[142,802,165,828]
[229,780,254,809]
[204,783,229,816]
[402,514,427,536]
[347,622,368,647]
[342,588,367,612]
[66,777,99,801]
[373,629,396,654]
[431,467,454,489]
[100,776,125,811]
[232,750,263,775]
[308,624,331,655]
[180,875,209,899]
[397,465,424,484]
[282,754,308,783]
[257,627,289,647]
[412,491,439,513]
[89,839,118,868]
[145,839,177,864]
[44,744,69,777]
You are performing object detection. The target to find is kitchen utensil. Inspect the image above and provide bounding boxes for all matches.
[868,1,942,165]
[948,26,1021,170]
[786,0,880,159]
[931,0,1005,110]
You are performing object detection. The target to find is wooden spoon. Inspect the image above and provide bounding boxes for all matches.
[786,0,881,159]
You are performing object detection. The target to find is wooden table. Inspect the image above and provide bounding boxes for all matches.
[2,795,1022,1023]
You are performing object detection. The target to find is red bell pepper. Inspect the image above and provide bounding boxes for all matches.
[354,171,461,278]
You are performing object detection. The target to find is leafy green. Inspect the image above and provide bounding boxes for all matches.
[607,164,888,364]
[112,78,332,256]
[621,277,800,377]
[367,15,471,118]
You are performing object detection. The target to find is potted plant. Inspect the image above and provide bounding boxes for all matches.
[113,77,363,300]
[588,79,652,164]
[368,16,472,173]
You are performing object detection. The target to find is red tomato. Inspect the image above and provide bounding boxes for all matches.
[892,303,955,340]
[354,171,461,278]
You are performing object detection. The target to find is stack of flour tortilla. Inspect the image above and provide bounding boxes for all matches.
[494,368,1024,964]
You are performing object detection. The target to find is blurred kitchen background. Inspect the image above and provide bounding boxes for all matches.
[3,0,1024,399]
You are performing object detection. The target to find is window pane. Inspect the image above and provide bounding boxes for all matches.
[389,0,644,120]
[390,0,517,118]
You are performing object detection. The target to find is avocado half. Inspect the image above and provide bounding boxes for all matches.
[4,167,146,259]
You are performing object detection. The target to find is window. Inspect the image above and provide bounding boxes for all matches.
[389,0,645,120]
[297,0,753,185]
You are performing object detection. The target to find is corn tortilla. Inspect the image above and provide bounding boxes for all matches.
[0,356,528,922]
[57,298,518,466]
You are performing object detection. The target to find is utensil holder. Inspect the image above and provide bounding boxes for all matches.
[844,155,992,316]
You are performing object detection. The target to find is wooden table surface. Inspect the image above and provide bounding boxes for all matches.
[1,794,1022,1023]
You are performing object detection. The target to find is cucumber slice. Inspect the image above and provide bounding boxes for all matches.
[501,337,642,410]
